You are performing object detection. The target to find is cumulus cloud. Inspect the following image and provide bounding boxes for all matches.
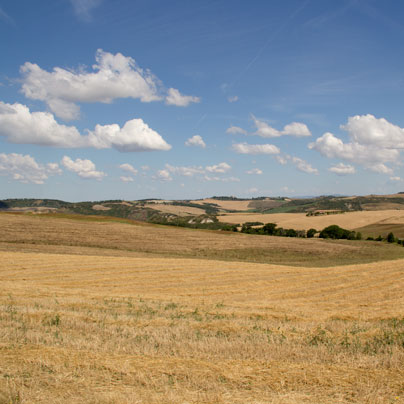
[342,114,404,149]
[309,114,404,175]
[20,50,199,120]
[119,163,138,175]
[205,162,231,173]
[329,163,355,175]
[120,176,134,182]
[185,135,206,148]
[88,118,171,152]
[0,102,83,147]
[226,126,247,135]
[246,168,263,175]
[0,153,61,184]
[165,88,200,107]
[252,115,311,138]
[309,131,398,174]
[156,169,172,181]
[232,143,280,155]
[0,102,171,152]
[227,95,238,103]
[390,176,401,182]
[61,156,105,180]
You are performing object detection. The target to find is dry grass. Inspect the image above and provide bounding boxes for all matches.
[1,251,403,403]
[194,199,252,211]
[2,212,404,267]
[144,203,206,216]
[218,209,404,231]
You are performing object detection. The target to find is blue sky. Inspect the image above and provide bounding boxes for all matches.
[1,0,404,201]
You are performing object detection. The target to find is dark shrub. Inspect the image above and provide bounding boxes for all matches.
[319,225,354,240]
[387,232,396,243]
[262,223,277,235]
[307,228,317,238]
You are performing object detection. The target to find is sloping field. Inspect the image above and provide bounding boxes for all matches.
[1,251,403,404]
[218,209,404,231]
[194,199,252,211]
[144,203,207,216]
[2,212,404,266]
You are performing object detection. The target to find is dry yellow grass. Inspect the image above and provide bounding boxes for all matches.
[218,209,404,230]
[1,251,403,404]
[194,199,253,211]
[2,212,404,267]
[144,203,206,216]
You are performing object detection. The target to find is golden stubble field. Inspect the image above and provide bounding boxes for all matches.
[218,209,404,231]
[1,213,404,403]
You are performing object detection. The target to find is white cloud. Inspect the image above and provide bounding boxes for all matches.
[309,131,398,174]
[226,126,247,135]
[70,0,102,21]
[328,163,355,175]
[185,135,206,148]
[275,155,288,165]
[46,163,63,175]
[205,162,231,173]
[204,175,239,182]
[86,115,173,152]
[164,162,233,180]
[156,169,172,181]
[61,156,105,180]
[0,153,60,184]
[20,50,199,120]
[246,168,263,175]
[291,157,318,174]
[342,114,404,149]
[0,102,171,152]
[227,95,238,103]
[247,187,259,194]
[120,176,134,182]
[165,164,204,177]
[165,88,200,107]
[252,115,311,138]
[119,163,138,175]
[309,115,404,175]
[368,163,393,175]
[232,143,280,155]
[0,102,83,147]
[141,165,150,171]
[390,176,401,182]
[274,153,318,174]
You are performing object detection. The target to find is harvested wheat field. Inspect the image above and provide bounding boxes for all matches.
[144,203,207,216]
[218,209,404,231]
[1,213,404,404]
[194,199,253,211]
[1,251,404,404]
[2,212,404,266]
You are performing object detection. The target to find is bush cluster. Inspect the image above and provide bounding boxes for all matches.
[240,223,308,238]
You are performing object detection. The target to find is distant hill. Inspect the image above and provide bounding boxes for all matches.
[2,193,404,231]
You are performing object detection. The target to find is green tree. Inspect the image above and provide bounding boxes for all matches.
[387,232,396,243]
[307,228,317,238]
[262,223,277,235]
